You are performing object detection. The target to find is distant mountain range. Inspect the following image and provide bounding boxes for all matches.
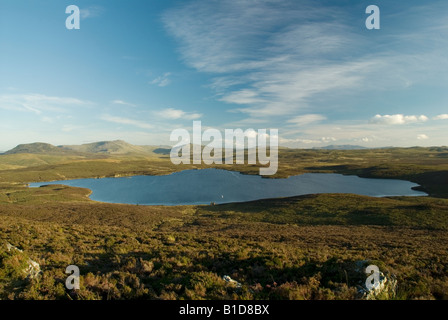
[3,140,160,156]
[3,141,445,156]
[313,145,368,150]
[4,142,72,155]
[60,140,155,155]
[1,141,264,156]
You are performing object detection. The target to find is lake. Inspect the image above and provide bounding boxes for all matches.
[28,169,427,205]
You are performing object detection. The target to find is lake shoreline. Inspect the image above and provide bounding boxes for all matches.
[29,169,428,206]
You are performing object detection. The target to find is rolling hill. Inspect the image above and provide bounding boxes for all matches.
[314,145,368,150]
[60,140,153,155]
[4,142,70,155]
[3,140,160,156]
[0,141,173,171]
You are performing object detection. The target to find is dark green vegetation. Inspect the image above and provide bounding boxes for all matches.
[0,142,447,300]
[1,143,447,198]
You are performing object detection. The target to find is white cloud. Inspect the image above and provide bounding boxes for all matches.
[111,100,136,107]
[221,117,268,128]
[370,114,428,125]
[287,114,327,126]
[208,77,245,92]
[80,6,104,19]
[163,1,448,122]
[417,134,429,140]
[434,114,448,120]
[100,114,152,129]
[151,73,171,87]
[0,93,91,114]
[280,137,322,145]
[41,116,54,123]
[155,108,202,120]
[279,135,336,146]
[163,1,354,73]
[219,89,264,105]
[163,1,370,117]
[321,137,337,143]
[62,125,82,132]
[279,118,448,148]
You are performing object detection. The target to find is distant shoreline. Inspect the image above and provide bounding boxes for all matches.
[28,169,428,207]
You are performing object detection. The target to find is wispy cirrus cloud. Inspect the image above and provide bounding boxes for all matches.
[163,1,351,74]
[62,124,83,132]
[161,1,375,118]
[163,0,448,126]
[0,93,91,114]
[111,100,136,107]
[151,73,171,87]
[100,114,152,129]
[287,114,327,126]
[80,6,104,19]
[155,108,202,120]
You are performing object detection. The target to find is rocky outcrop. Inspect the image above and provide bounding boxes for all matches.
[222,275,242,288]
[355,260,397,300]
[4,242,41,279]
[361,272,398,300]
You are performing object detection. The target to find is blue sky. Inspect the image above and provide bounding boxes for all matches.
[0,0,447,150]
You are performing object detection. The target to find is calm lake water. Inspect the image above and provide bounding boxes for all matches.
[29,169,427,205]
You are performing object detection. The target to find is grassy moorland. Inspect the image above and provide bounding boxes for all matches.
[0,145,447,300]
[1,145,447,197]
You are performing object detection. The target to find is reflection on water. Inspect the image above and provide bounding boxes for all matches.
[29,169,427,205]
